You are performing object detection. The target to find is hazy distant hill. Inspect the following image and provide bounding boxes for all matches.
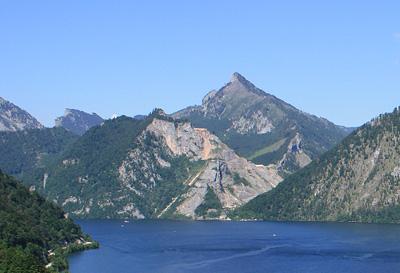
[55,108,104,136]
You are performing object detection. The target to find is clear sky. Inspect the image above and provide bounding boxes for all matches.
[0,1,399,127]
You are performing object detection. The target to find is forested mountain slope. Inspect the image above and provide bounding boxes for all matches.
[31,111,281,220]
[0,171,97,273]
[0,127,78,187]
[235,107,400,223]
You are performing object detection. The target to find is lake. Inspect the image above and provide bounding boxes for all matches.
[69,220,400,273]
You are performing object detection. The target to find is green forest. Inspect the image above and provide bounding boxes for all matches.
[0,171,97,273]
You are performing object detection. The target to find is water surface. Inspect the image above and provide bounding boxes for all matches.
[69,220,400,273]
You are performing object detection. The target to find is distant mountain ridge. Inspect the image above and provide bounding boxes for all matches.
[235,107,400,223]
[55,108,104,135]
[0,97,43,132]
[173,73,351,175]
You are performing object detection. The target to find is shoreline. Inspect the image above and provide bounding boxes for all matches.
[47,238,99,273]
[74,218,400,225]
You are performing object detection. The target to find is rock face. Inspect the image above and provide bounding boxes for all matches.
[0,97,43,132]
[237,107,400,223]
[172,73,351,175]
[34,112,282,219]
[55,109,104,135]
[130,118,282,219]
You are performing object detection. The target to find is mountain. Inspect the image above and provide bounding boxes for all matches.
[235,107,400,223]
[0,97,43,132]
[0,171,97,273]
[133,114,147,120]
[173,73,351,175]
[25,110,282,219]
[55,108,104,135]
[0,127,78,186]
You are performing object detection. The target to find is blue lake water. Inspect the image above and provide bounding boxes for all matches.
[69,220,400,273]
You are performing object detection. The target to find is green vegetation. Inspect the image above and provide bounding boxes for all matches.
[195,186,223,218]
[0,127,78,180]
[136,152,205,218]
[233,107,400,224]
[41,115,152,217]
[248,138,287,160]
[180,99,350,174]
[34,112,209,219]
[174,74,352,175]
[232,173,250,186]
[0,242,45,273]
[0,170,97,273]
[159,160,207,219]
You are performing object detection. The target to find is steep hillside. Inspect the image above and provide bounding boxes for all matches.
[235,107,400,223]
[173,73,351,175]
[32,110,281,219]
[0,97,43,132]
[0,127,78,186]
[0,171,97,273]
[55,109,104,136]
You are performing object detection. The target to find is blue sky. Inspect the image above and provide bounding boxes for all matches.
[0,1,399,127]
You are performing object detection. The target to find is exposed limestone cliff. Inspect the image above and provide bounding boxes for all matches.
[38,114,282,220]
[0,97,43,132]
[118,117,282,219]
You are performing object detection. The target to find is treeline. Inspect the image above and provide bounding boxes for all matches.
[0,171,94,272]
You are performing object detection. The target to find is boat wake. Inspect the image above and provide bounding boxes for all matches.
[174,244,290,270]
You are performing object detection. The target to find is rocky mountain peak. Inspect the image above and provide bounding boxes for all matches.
[226,72,259,93]
[0,97,44,132]
[202,90,218,105]
[63,108,99,117]
[172,73,351,174]
[55,108,104,136]
[230,72,249,84]
[197,73,272,120]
